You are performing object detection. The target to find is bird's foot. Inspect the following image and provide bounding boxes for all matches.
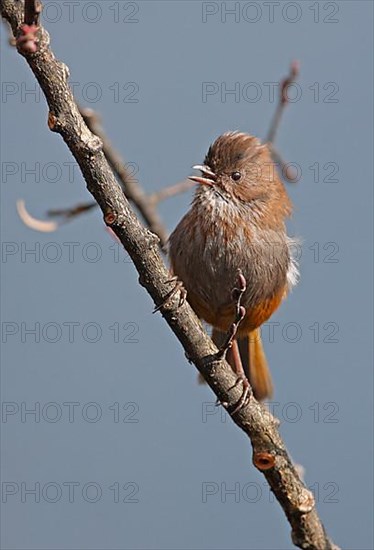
[153,276,187,313]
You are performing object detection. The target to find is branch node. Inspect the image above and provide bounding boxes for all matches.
[296,488,315,514]
[47,111,59,132]
[85,135,103,156]
[104,211,117,226]
[145,230,160,248]
[17,23,39,54]
[253,451,276,470]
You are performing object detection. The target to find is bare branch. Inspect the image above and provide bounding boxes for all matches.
[1,3,338,548]
[80,107,169,249]
[266,60,300,145]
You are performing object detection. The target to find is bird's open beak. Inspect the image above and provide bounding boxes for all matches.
[188,164,217,186]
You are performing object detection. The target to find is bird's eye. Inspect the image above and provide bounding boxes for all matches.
[231,171,241,182]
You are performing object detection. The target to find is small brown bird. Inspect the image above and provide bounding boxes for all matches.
[169,132,298,401]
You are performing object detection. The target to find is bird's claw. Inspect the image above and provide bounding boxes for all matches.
[153,277,187,313]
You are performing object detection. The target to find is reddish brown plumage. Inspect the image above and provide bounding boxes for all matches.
[169,132,297,400]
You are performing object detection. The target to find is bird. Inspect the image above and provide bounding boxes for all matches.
[168,131,298,402]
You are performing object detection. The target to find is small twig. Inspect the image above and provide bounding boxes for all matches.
[149,179,195,204]
[16,199,58,233]
[269,144,299,183]
[215,271,251,414]
[18,176,195,233]
[266,60,300,145]
[16,199,97,232]
[47,202,97,218]
[217,270,247,358]
[47,201,97,219]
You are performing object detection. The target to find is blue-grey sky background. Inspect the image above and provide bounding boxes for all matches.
[1,1,373,549]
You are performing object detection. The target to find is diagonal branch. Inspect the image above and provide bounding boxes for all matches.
[80,107,169,249]
[1,2,338,549]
